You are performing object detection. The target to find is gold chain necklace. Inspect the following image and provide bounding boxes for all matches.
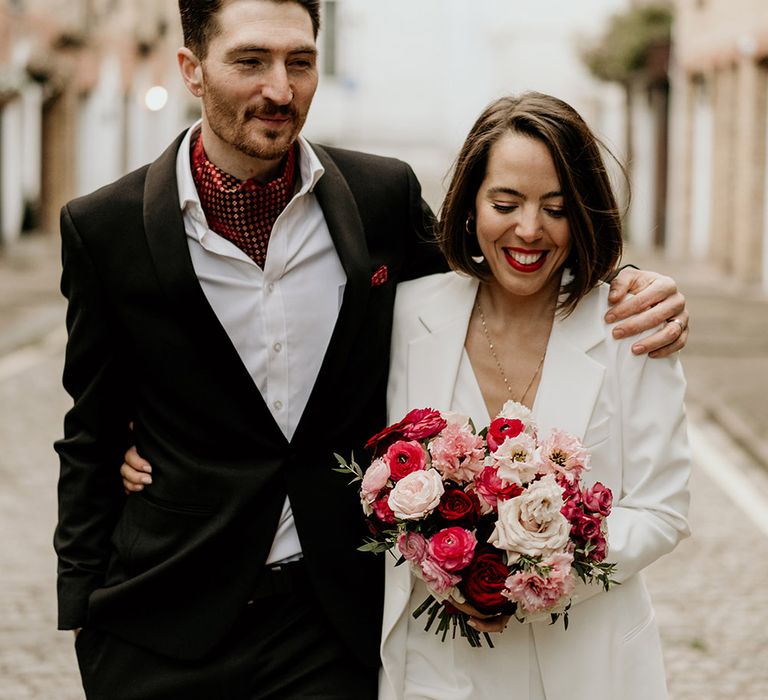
[475,299,547,404]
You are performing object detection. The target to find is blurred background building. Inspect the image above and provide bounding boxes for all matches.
[2,0,768,292]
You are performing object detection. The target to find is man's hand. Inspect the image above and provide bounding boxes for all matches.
[121,445,152,493]
[605,268,689,358]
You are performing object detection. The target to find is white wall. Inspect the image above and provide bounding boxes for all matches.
[0,99,25,244]
[305,0,630,209]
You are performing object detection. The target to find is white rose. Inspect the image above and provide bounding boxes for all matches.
[388,469,445,521]
[489,475,570,558]
[490,433,538,485]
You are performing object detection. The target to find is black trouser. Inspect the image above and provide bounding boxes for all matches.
[74,564,378,700]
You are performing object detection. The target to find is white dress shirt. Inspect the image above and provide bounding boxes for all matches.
[176,124,347,564]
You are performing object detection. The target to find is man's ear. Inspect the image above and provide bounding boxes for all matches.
[178,47,204,97]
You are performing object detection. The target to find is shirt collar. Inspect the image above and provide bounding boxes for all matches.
[176,120,325,214]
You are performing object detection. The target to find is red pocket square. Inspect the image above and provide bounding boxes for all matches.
[371,265,388,287]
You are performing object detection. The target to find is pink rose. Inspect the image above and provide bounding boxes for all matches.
[401,408,448,441]
[427,526,477,572]
[537,429,590,482]
[384,440,427,481]
[474,466,524,510]
[582,482,613,517]
[504,552,576,616]
[419,556,462,596]
[397,532,428,564]
[487,417,525,452]
[428,423,485,484]
[360,458,391,503]
[388,469,445,520]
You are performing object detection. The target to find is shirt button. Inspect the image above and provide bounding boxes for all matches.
[267,283,275,293]
[273,342,282,353]
[274,400,283,411]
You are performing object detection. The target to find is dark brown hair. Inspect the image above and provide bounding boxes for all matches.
[179,0,321,59]
[439,92,625,315]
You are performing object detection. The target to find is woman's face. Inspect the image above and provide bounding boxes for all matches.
[474,131,572,299]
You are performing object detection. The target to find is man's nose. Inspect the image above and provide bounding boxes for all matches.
[262,65,293,105]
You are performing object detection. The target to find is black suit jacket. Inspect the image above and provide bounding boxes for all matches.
[54,131,446,665]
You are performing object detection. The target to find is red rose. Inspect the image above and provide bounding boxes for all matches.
[402,408,447,441]
[582,482,613,517]
[557,474,583,506]
[460,548,511,615]
[487,417,525,452]
[574,513,601,541]
[560,499,582,524]
[589,533,608,562]
[437,487,481,526]
[384,440,427,481]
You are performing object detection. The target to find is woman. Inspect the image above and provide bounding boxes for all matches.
[378,93,690,700]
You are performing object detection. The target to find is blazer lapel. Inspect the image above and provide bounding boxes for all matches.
[142,131,282,430]
[533,287,606,440]
[292,146,372,441]
[407,274,478,412]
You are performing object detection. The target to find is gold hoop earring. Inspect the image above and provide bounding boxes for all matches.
[465,215,475,235]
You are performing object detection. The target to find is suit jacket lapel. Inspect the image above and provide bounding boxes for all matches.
[292,146,372,442]
[406,274,478,412]
[142,131,282,431]
[533,287,606,440]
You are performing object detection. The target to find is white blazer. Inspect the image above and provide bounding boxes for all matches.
[379,272,691,700]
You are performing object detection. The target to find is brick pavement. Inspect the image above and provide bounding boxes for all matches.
[1,232,767,699]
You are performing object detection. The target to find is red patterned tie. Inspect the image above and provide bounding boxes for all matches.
[190,131,297,267]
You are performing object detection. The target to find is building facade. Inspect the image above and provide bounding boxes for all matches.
[667,0,768,290]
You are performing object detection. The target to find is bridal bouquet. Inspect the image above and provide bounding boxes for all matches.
[335,401,617,647]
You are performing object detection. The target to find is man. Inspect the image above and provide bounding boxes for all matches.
[54,1,689,698]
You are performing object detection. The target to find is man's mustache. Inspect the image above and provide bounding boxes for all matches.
[245,103,296,120]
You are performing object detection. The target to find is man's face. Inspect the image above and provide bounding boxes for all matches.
[198,0,318,165]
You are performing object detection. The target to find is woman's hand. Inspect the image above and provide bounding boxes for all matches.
[605,268,689,358]
[121,445,152,493]
[448,597,510,634]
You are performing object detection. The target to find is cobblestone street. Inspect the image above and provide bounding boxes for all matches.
[1,235,767,698]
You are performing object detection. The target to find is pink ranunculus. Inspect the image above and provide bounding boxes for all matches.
[397,532,429,564]
[486,417,525,452]
[582,482,613,517]
[474,465,524,511]
[488,432,539,485]
[419,556,462,596]
[428,422,486,484]
[401,408,448,441]
[537,429,590,482]
[384,440,427,481]
[427,527,477,572]
[388,469,445,520]
[360,458,391,503]
[504,552,576,616]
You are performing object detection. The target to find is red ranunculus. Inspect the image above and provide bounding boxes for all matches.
[364,418,409,456]
[460,548,511,615]
[428,527,477,572]
[437,487,481,526]
[487,417,525,452]
[475,465,524,509]
[371,491,396,525]
[402,408,448,441]
[384,440,427,481]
